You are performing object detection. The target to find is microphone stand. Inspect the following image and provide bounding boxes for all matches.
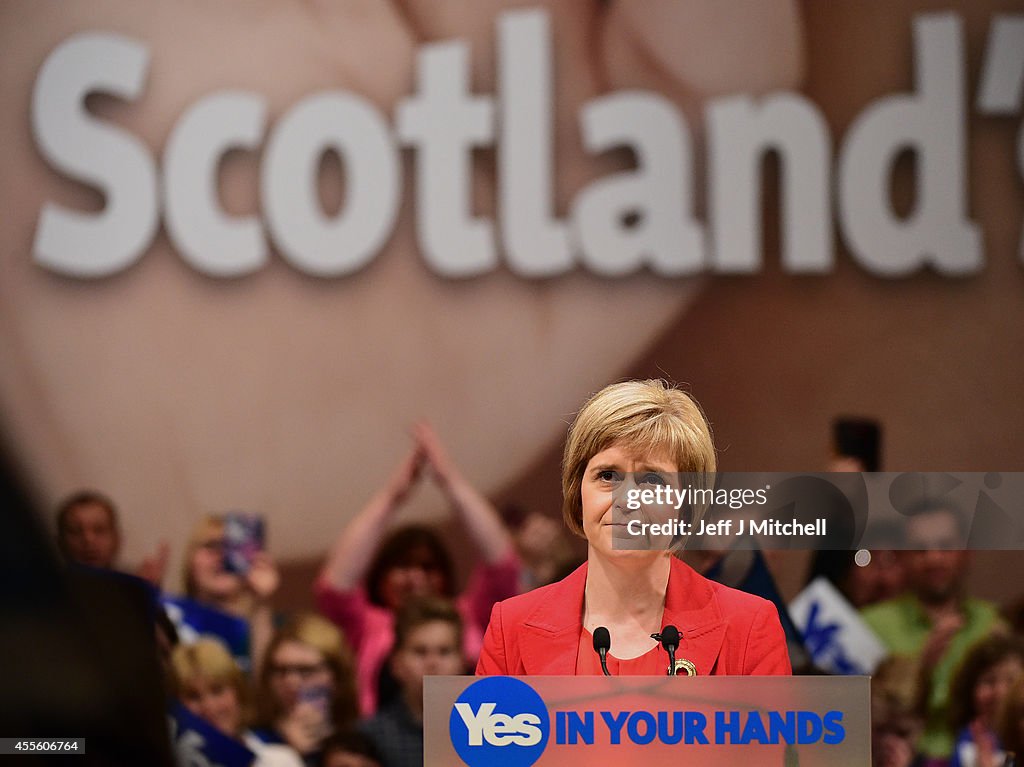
[593,626,612,676]
[651,625,681,676]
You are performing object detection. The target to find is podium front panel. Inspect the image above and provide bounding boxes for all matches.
[426,675,869,766]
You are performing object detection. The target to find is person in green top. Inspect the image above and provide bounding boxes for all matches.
[862,502,1004,761]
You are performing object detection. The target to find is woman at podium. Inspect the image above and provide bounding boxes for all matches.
[477,379,791,677]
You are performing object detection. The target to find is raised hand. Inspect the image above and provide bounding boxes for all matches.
[245,551,281,602]
[387,442,426,503]
[278,696,331,756]
[136,540,170,589]
[414,420,457,488]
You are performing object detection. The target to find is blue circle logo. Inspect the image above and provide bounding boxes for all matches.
[449,677,550,767]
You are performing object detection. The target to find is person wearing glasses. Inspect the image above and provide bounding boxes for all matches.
[252,614,359,766]
[477,379,791,677]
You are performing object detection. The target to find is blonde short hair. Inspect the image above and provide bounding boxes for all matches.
[561,380,716,538]
[171,637,248,723]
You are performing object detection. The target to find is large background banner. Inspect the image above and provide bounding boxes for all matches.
[0,1,1021,591]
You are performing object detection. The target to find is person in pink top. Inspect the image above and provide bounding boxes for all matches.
[315,422,519,715]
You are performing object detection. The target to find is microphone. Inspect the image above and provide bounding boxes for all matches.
[651,625,680,676]
[592,626,612,676]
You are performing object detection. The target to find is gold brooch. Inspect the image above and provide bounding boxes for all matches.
[673,658,698,676]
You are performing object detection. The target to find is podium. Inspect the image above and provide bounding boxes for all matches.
[425,675,869,766]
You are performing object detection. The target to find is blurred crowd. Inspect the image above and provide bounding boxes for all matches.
[42,419,1024,767]
[47,423,579,767]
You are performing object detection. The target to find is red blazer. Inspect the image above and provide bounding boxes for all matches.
[476,556,791,676]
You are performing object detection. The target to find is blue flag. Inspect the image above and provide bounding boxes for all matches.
[161,595,251,672]
[170,703,254,767]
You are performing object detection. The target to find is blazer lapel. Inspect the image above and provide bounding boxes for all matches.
[662,557,726,676]
[519,563,587,674]
[514,558,728,676]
